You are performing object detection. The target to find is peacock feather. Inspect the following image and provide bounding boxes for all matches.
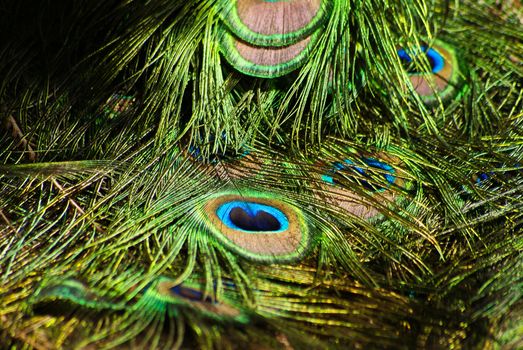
[1,0,522,348]
[397,39,468,106]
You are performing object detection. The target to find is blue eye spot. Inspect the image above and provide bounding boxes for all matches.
[398,46,445,74]
[322,156,397,192]
[475,172,490,184]
[216,201,289,232]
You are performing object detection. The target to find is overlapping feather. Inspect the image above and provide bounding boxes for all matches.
[0,0,522,348]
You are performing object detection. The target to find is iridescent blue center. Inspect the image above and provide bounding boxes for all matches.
[216,201,289,232]
[322,157,396,192]
[398,46,445,74]
[475,172,490,184]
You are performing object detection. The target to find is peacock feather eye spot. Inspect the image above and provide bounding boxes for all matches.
[316,152,410,220]
[220,0,332,47]
[201,191,309,262]
[397,40,467,105]
[219,32,320,78]
[323,157,397,193]
[218,0,333,77]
